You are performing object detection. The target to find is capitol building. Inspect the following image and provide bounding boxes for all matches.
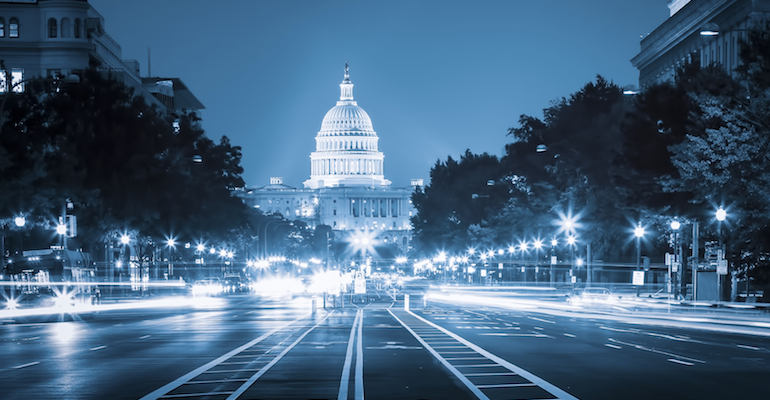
[238,65,419,257]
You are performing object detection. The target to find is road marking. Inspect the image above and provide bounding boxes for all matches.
[479,333,549,338]
[465,372,518,377]
[527,316,555,324]
[405,309,579,400]
[355,307,364,400]
[227,313,334,400]
[605,344,622,349]
[90,345,107,351]
[338,309,361,400]
[139,312,312,400]
[738,344,761,351]
[668,359,694,366]
[477,383,537,389]
[13,361,39,369]
[564,333,576,338]
[388,309,490,400]
[609,338,705,364]
[139,335,151,340]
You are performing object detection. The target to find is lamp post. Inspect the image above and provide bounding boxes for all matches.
[634,222,645,296]
[567,235,577,283]
[165,238,176,279]
[550,238,557,287]
[716,207,727,302]
[670,220,681,299]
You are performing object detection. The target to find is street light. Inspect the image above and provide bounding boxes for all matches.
[700,22,770,36]
[671,220,681,299]
[634,222,645,270]
[715,207,728,301]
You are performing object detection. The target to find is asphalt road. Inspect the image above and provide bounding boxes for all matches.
[1,284,769,400]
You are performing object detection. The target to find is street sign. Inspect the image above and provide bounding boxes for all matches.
[632,271,645,286]
[717,259,728,275]
[551,256,557,265]
[672,262,679,273]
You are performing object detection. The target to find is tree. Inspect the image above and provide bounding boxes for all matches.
[0,68,251,259]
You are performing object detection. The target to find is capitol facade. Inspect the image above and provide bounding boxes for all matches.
[238,65,419,256]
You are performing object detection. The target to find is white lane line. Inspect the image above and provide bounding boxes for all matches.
[339,309,362,400]
[406,309,579,400]
[479,333,549,338]
[90,345,107,351]
[477,383,537,389]
[528,316,555,324]
[609,338,705,364]
[355,308,364,400]
[564,333,576,338]
[13,361,39,369]
[465,372,518,377]
[605,344,622,350]
[737,344,761,351]
[139,335,151,340]
[668,359,694,366]
[227,312,334,400]
[139,312,312,400]
[389,309,490,400]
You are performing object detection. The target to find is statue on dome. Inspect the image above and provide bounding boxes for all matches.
[344,62,349,77]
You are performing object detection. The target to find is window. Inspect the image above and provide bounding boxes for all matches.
[74,18,81,38]
[61,18,70,38]
[9,17,18,38]
[48,18,57,38]
[333,209,337,216]
[0,18,5,37]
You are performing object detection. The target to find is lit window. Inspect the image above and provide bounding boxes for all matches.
[0,18,5,37]
[48,18,57,38]
[11,69,23,93]
[9,17,18,38]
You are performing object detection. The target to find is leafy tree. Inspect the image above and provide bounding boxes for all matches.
[0,68,251,260]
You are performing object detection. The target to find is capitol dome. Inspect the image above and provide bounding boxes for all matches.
[319,104,374,134]
[304,64,391,189]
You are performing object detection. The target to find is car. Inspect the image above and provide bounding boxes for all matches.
[222,276,246,293]
[190,278,224,297]
[567,287,614,306]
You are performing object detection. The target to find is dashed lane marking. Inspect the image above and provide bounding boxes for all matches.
[737,344,761,351]
[605,344,622,350]
[90,345,107,351]
[12,361,39,369]
[668,359,694,366]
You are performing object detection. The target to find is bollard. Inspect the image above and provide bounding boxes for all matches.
[404,293,410,311]
[311,296,317,313]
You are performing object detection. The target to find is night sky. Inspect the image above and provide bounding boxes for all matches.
[89,0,670,189]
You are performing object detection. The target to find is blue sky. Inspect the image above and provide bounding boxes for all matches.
[89,0,670,188]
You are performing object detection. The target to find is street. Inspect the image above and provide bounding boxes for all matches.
[1,282,769,399]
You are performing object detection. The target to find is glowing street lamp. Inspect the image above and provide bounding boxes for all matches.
[14,216,25,227]
[671,220,681,298]
[634,222,645,270]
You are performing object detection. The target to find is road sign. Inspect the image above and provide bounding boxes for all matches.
[672,262,679,273]
[551,256,557,265]
[717,259,728,275]
[632,271,645,286]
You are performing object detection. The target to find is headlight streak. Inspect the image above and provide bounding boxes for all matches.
[0,296,224,319]
[427,288,770,337]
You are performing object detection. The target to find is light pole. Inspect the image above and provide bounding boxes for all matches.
[716,207,727,302]
[550,238,557,287]
[567,235,577,283]
[670,220,681,299]
[634,222,645,270]
[165,238,176,279]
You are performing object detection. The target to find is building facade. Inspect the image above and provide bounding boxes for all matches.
[631,0,770,87]
[0,0,203,116]
[239,65,418,256]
